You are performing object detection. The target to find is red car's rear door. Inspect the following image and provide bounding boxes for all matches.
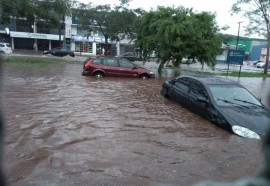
[103,59,122,77]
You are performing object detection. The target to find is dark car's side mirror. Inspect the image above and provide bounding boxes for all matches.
[133,66,138,70]
[197,96,209,105]
[170,79,176,85]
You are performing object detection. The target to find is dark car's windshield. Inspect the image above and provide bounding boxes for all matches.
[209,84,262,107]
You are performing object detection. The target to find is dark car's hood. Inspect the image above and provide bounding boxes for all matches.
[218,106,270,135]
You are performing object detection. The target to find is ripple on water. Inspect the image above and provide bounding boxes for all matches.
[1,63,264,185]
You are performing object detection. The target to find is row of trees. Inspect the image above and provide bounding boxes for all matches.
[1,0,270,74]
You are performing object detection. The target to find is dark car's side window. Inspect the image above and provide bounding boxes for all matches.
[123,52,134,56]
[190,80,208,99]
[92,59,102,65]
[175,78,190,93]
[103,59,118,67]
[119,60,134,69]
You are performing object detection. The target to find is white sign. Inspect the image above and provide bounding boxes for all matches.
[10,31,63,40]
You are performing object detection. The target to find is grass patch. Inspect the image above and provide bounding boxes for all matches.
[2,56,81,68]
[165,66,270,78]
[225,71,270,78]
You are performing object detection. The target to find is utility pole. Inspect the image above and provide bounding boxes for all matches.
[63,14,66,49]
[236,21,243,50]
[236,21,243,78]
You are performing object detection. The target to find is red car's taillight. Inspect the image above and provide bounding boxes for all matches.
[84,60,91,69]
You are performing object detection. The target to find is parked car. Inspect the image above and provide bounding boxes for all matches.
[160,75,270,139]
[256,61,270,68]
[116,52,140,62]
[82,56,155,79]
[43,47,75,57]
[181,58,198,64]
[248,60,263,66]
[0,42,12,54]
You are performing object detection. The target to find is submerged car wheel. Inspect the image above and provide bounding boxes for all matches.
[140,74,149,79]
[160,88,170,99]
[94,72,104,78]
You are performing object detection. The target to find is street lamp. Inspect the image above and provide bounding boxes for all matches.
[236,21,243,50]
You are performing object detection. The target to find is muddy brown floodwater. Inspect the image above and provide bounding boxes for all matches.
[1,61,269,186]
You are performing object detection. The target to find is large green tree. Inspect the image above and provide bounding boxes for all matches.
[1,0,74,47]
[232,0,270,74]
[1,0,73,26]
[134,6,222,74]
[73,3,138,56]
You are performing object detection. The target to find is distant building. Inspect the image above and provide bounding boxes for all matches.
[249,44,270,61]
[0,16,134,56]
[216,37,267,63]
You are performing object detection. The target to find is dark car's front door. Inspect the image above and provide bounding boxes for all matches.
[56,49,67,57]
[123,52,138,62]
[186,80,210,118]
[169,77,190,107]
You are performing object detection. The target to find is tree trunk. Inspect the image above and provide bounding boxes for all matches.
[264,30,270,74]
[59,28,62,47]
[158,59,166,75]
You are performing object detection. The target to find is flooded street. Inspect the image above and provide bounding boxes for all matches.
[1,61,269,186]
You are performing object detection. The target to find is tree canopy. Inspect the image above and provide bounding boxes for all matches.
[73,2,139,56]
[0,0,73,27]
[231,0,270,74]
[134,6,222,74]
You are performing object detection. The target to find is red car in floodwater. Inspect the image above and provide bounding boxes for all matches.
[82,56,155,79]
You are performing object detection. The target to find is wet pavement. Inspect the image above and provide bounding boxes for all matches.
[1,59,269,186]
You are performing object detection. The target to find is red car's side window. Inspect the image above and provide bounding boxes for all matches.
[92,59,102,65]
[103,59,118,67]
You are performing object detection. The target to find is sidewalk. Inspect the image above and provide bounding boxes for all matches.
[10,49,90,62]
[13,49,43,55]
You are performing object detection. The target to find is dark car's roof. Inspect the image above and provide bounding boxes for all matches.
[179,75,239,86]
[91,56,130,60]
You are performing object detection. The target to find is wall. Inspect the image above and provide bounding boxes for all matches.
[249,44,267,61]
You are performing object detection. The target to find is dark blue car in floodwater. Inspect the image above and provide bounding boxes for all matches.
[160,75,270,139]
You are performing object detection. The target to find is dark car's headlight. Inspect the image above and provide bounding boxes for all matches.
[149,71,154,74]
[232,125,260,139]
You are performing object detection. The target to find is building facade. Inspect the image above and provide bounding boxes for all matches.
[0,16,134,56]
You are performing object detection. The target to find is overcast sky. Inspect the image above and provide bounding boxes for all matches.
[79,0,248,36]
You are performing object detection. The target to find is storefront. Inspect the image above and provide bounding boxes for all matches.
[9,31,64,50]
[71,35,118,56]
